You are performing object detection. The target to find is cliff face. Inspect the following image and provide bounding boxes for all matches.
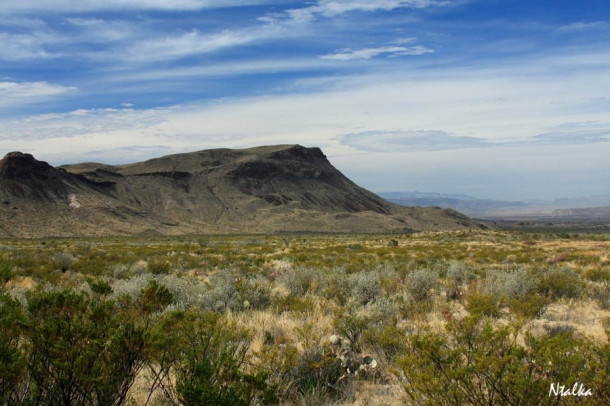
[0,145,483,237]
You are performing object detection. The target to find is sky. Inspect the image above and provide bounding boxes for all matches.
[1,0,609,200]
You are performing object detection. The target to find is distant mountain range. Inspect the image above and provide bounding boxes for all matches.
[0,145,484,237]
[378,191,610,221]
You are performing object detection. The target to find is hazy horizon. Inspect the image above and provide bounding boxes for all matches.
[1,1,609,201]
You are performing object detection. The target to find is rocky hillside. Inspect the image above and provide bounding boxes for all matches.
[0,145,483,237]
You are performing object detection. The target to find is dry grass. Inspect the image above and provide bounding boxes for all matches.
[1,230,608,404]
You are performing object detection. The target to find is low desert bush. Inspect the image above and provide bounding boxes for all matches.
[348,271,382,305]
[277,266,322,296]
[536,267,584,299]
[200,272,242,313]
[148,259,171,275]
[286,347,352,404]
[397,314,610,405]
[482,268,537,300]
[173,310,277,405]
[465,292,500,318]
[406,269,438,302]
[53,252,76,272]
[0,292,27,403]
[239,276,272,310]
[19,289,147,405]
[585,267,610,282]
[362,322,405,362]
[446,261,476,285]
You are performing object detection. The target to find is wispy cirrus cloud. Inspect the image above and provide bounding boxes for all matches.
[0,0,276,13]
[0,106,172,140]
[320,45,433,60]
[557,21,610,33]
[0,81,75,108]
[0,17,138,61]
[263,0,453,24]
[342,130,488,151]
[121,27,280,63]
[531,123,610,145]
[342,122,610,153]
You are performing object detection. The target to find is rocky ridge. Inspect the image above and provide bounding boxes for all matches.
[0,145,483,237]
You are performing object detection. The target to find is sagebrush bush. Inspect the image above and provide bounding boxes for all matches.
[111,274,153,301]
[446,261,476,285]
[322,267,349,305]
[239,276,272,310]
[406,269,438,302]
[348,271,382,305]
[482,268,537,300]
[110,263,132,279]
[363,296,399,324]
[277,266,321,296]
[201,272,242,312]
[53,252,76,272]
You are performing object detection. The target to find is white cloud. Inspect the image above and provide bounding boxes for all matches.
[0,32,55,60]
[0,0,274,13]
[66,18,138,43]
[259,0,453,25]
[1,49,609,199]
[531,123,610,145]
[342,130,488,151]
[122,27,278,62]
[108,58,335,83]
[558,21,610,33]
[320,45,433,60]
[0,81,75,108]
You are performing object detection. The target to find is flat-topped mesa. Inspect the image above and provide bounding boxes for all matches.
[0,145,485,237]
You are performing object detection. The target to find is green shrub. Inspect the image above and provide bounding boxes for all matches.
[138,279,174,314]
[508,294,551,318]
[25,289,147,405]
[465,292,500,318]
[537,267,584,299]
[148,259,171,275]
[0,293,27,404]
[334,311,370,352]
[0,257,14,290]
[87,278,113,296]
[174,310,276,405]
[271,295,317,315]
[362,322,405,362]
[397,314,609,405]
[585,267,610,282]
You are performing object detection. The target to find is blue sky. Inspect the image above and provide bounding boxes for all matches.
[1,0,609,200]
